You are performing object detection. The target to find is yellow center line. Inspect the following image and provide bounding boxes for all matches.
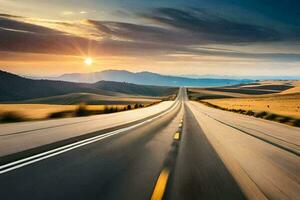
[151,168,170,200]
[174,132,180,140]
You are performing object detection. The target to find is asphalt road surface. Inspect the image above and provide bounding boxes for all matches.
[0,88,299,200]
[187,101,300,200]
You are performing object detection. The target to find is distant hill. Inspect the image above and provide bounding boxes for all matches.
[36,70,253,86]
[20,93,161,105]
[92,81,176,96]
[21,93,114,105]
[0,70,177,102]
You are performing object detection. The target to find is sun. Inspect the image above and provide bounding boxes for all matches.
[84,57,93,65]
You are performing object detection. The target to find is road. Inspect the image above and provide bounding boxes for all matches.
[187,101,300,200]
[0,88,299,200]
[0,100,175,157]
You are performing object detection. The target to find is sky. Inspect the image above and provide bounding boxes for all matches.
[0,0,299,76]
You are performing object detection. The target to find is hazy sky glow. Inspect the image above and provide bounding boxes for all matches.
[0,0,299,76]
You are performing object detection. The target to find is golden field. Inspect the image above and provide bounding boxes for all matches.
[0,104,77,119]
[189,81,300,125]
[204,93,300,118]
[0,104,147,121]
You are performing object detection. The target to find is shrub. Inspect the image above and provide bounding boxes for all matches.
[245,110,255,116]
[48,111,72,119]
[103,106,118,113]
[103,105,109,113]
[278,117,292,123]
[127,105,132,110]
[292,119,300,127]
[265,114,278,120]
[254,111,268,118]
[239,109,247,114]
[0,111,26,123]
[75,103,88,116]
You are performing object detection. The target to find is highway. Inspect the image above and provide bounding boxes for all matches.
[187,101,300,200]
[0,88,299,200]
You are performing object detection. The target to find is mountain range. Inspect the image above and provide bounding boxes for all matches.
[0,70,176,102]
[33,70,253,86]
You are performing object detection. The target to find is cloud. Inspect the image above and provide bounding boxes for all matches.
[61,11,90,16]
[0,17,61,35]
[0,15,184,56]
[0,15,89,55]
[142,8,281,44]
[0,13,24,19]
[87,20,190,44]
[87,8,298,47]
[0,12,299,62]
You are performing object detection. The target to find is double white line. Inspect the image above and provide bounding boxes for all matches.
[0,100,180,175]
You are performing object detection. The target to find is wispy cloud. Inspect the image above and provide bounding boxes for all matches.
[0,10,299,62]
[61,11,74,16]
[142,8,284,44]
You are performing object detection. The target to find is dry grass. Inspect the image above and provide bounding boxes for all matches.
[188,81,300,127]
[189,80,300,99]
[199,100,300,127]
[204,93,300,119]
[20,93,163,105]
[279,81,300,94]
[0,102,156,122]
[188,88,249,98]
[0,104,76,119]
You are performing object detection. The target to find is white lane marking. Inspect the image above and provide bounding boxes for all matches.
[0,100,180,175]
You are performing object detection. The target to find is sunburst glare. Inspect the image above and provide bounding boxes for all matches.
[84,57,93,65]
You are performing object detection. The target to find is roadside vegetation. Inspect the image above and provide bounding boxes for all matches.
[0,85,179,123]
[48,103,148,119]
[0,111,28,123]
[187,81,300,128]
[198,100,300,127]
[0,102,156,123]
